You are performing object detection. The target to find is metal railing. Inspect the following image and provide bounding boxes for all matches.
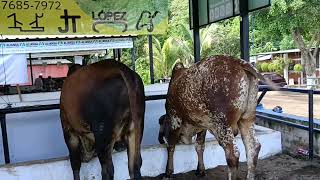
[257,86,319,160]
[0,87,319,164]
[0,94,167,164]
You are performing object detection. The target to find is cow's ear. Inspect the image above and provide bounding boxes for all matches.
[173,62,185,72]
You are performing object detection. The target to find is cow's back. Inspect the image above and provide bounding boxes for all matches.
[60,60,144,136]
[167,56,258,128]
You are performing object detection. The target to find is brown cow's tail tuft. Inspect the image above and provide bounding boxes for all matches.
[240,60,280,91]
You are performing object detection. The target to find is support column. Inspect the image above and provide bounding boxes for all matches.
[284,53,289,84]
[240,0,249,61]
[113,49,117,60]
[29,54,34,85]
[117,49,121,62]
[308,89,314,161]
[191,0,201,63]
[148,35,155,84]
[0,113,10,164]
[131,38,136,71]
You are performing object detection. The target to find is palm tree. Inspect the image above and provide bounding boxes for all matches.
[146,36,182,80]
[173,24,218,67]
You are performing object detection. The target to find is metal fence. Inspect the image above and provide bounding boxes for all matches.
[258,86,319,160]
[0,87,319,164]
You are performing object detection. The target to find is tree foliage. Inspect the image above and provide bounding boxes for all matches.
[254,0,320,76]
[149,37,181,79]
[261,62,270,72]
[294,64,303,72]
[132,0,320,81]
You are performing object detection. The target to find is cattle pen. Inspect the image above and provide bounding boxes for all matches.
[0,83,318,179]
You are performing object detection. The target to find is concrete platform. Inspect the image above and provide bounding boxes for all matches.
[0,126,281,180]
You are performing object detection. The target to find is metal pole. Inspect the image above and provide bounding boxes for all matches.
[257,89,268,105]
[148,35,155,84]
[308,89,314,160]
[191,0,201,63]
[131,38,136,71]
[117,49,121,62]
[29,53,34,85]
[240,0,250,61]
[113,49,116,60]
[251,15,255,49]
[0,113,10,164]
[104,49,108,60]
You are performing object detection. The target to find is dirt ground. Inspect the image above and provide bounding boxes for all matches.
[143,154,320,180]
[258,91,320,119]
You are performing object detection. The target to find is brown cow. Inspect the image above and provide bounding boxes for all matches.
[158,55,275,180]
[60,60,145,180]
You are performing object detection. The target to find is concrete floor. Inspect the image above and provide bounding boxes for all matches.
[259,91,320,119]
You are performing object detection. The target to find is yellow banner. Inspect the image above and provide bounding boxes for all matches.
[0,0,168,35]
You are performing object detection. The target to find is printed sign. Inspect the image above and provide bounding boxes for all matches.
[0,0,168,35]
[0,38,133,54]
[190,0,270,28]
[0,54,28,85]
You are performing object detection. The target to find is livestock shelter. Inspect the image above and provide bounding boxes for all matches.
[0,0,318,179]
[0,35,136,94]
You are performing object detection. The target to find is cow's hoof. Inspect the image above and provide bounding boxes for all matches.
[195,170,206,177]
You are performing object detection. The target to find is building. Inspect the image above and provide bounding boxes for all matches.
[251,48,320,85]
[27,59,71,86]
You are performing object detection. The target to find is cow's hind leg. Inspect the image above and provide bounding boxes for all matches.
[95,140,114,180]
[195,130,206,177]
[127,121,143,180]
[64,131,81,180]
[210,126,240,180]
[93,128,115,180]
[164,128,180,179]
[238,117,261,180]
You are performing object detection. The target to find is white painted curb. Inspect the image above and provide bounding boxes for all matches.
[0,126,281,180]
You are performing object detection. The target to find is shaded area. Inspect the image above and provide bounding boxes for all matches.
[143,154,320,180]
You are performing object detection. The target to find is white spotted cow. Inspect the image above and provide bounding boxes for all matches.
[158,55,276,180]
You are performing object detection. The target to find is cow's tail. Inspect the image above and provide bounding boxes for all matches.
[119,69,144,137]
[240,61,280,91]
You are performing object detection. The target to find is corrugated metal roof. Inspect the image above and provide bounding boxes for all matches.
[257,49,301,55]
[257,54,272,61]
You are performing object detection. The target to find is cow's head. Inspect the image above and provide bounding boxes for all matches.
[158,114,172,144]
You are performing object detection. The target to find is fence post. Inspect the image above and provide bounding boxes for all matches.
[0,113,10,164]
[257,89,268,105]
[308,89,314,161]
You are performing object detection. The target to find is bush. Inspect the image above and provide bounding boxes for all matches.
[256,62,262,72]
[261,62,269,72]
[268,63,276,72]
[294,64,303,72]
[271,57,293,75]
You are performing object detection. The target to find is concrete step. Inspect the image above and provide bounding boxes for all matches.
[0,125,281,180]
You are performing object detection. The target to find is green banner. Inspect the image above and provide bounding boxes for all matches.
[0,0,168,35]
[190,0,270,29]
[249,0,270,11]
